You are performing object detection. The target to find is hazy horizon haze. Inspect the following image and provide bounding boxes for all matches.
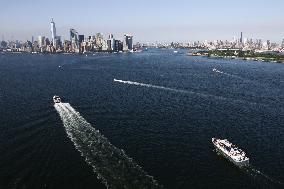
[1,0,283,42]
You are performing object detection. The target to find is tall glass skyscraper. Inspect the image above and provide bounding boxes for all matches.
[123,34,133,51]
[50,19,56,47]
[70,29,79,51]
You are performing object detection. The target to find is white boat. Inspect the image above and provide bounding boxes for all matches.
[53,95,61,103]
[212,138,249,167]
[173,50,178,53]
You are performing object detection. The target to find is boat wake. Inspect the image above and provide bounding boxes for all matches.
[54,103,162,189]
[213,149,283,188]
[113,79,265,107]
[243,166,283,188]
[114,79,189,94]
[212,68,243,79]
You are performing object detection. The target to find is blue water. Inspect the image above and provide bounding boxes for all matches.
[0,49,283,188]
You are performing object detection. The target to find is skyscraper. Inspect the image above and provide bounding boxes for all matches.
[38,36,46,47]
[107,34,115,51]
[50,18,57,47]
[78,35,84,43]
[70,29,79,51]
[123,34,133,51]
[95,33,104,47]
[240,32,243,44]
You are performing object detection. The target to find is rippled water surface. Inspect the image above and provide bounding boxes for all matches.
[0,49,283,188]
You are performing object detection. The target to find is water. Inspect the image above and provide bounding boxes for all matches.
[0,49,283,188]
[54,102,161,189]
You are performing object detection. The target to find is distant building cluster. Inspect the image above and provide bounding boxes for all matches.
[144,32,284,53]
[1,22,284,54]
[0,19,137,53]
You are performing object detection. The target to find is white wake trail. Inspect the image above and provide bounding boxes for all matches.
[243,166,283,188]
[55,103,162,189]
[113,78,266,107]
[212,68,243,79]
[114,79,189,94]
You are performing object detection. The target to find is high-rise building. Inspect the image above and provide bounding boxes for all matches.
[78,35,84,43]
[123,34,133,51]
[114,40,123,52]
[107,34,115,51]
[107,39,112,51]
[38,36,46,47]
[45,38,50,46]
[101,39,108,51]
[55,36,62,48]
[266,40,271,50]
[70,29,79,51]
[50,18,57,47]
[95,33,104,47]
[240,32,243,44]
[281,39,284,48]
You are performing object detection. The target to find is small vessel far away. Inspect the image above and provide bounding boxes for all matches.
[53,95,61,103]
[212,138,249,167]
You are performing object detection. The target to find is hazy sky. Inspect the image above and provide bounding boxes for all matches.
[1,0,283,42]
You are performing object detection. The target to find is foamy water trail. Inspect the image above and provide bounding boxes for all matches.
[214,149,283,187]
[113,79,265,107]
[212,68,224,74]
[114,79,189,94]
[212,68,243,80]
[243,166,283,188]
[55,103,162,189]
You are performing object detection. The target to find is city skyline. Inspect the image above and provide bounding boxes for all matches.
[1,0,284,42]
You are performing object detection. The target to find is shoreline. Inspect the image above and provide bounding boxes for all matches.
[189,51,284,64]
[0,49,143,55]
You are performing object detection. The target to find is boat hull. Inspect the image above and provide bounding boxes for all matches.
[213,143,249,167]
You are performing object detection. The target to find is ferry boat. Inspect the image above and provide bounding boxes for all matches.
[53,95,61,103]
[212,138,249,167]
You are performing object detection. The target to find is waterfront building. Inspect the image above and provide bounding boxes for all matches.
[55,36,62,49]
[90,35,96,43]
[107,39,112,51]
[95,33,104,47]
[101,39,108,51]
[38,36,45,47]
[63,40,72,52]
[123,34,133,51]
[70,29,79,52]
[78,35,84,43]
[78,35,85,52]
[45,38,50,46]
[107,34,115,51]
[0,40,7,48]
[266,40,271,50]
[50,19,57,48]
[114,40,123,52]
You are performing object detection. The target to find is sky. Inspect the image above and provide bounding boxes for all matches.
[0,0,283,43]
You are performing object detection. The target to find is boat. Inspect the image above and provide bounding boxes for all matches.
[53,95,61,103]
[173,50,178,53]
[212,138,249,167]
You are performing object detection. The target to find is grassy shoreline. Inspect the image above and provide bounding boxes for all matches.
[190,50,284,64]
